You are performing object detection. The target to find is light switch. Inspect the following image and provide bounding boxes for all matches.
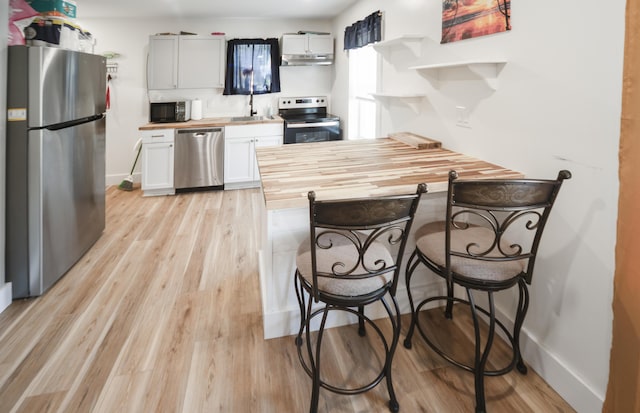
[456,106,470,128]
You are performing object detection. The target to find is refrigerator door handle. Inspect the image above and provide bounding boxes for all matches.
[45,114,105,131]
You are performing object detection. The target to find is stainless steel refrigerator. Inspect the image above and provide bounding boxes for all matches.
[6,45,107,298]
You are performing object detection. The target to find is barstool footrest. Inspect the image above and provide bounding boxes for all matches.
[296,305,390,395]
[413,295,520,377]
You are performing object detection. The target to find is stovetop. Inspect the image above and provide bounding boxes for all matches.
[279,112,340,123]
[278,96,339,123]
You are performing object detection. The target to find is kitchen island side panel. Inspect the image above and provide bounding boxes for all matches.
[259,194,448,340]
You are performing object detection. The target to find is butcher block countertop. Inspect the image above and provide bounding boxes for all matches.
[138,115,283,130]
[256,138,523,210]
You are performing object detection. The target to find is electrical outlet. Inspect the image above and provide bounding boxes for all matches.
[456,106,471,128]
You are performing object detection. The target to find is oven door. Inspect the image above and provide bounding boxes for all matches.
[283,120,341,144]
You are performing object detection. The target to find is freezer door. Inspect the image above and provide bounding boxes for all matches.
[27,117,106,295]
[27,46,106,127]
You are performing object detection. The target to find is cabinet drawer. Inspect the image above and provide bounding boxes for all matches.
[225,123,283,139]
[141,129,174,143]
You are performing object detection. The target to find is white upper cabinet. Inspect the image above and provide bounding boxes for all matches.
[307,35,333,55]
[148,35,226,90]
[281,35,307,55]
[281,34,333,55]
[280,34,333,65]
[178,36,225,89]
[148,35,179,89]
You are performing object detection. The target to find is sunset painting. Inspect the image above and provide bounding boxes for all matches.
[441,0,511,44]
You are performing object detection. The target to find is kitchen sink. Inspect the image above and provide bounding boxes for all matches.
[230,115,274,122]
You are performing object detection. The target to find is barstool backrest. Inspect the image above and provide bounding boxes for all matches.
[307,183,427,301]
[445,170,571,284]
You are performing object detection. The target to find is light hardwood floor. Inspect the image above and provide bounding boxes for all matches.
[0,186,575,412]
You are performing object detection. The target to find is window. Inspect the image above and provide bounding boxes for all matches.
[223,39,281,95]
[348,45,378,140]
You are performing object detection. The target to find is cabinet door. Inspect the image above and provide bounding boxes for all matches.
[178,36,225,89]
[308,35,333,55]
[224,137,255,184]
[148,36,178,89]
[253,135,282,181]
[281,34,308,55]
[254,136,282,148]
[142,142,174,190]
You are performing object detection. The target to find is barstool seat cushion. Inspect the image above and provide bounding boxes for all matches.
[296,232,394,297]
[415,222,527,282]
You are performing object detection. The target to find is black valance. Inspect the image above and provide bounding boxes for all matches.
[223,38,281,95]
[344,11,383,50]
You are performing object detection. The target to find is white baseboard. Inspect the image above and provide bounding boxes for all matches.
[494,306,604,413]
[0,282,12,314]
[106,172,140,186]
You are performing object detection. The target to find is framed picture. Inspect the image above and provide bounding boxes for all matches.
[441,0,511,44]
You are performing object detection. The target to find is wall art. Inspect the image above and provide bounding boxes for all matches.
[442,0,511,44]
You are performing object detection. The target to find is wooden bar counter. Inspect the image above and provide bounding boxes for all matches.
[255,138,522,339]
[257,138,522,210]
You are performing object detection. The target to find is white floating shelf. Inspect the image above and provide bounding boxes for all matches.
[373,35,425,56]
[370,92,426,112]
[409,60,507,90]
[373,35,424,49]
[370,92,426,99]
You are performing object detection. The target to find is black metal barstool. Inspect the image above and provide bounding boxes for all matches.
[294,183,427,413]
[404,170,571,413]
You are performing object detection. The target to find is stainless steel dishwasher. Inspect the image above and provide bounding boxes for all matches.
[174,128,224,190]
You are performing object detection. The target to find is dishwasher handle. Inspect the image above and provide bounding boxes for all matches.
[176,128,223,135]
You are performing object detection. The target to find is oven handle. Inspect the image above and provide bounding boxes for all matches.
[286,121,340,129]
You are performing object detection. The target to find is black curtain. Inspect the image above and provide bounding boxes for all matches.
[344,11,383,50]
[223,38,281,95]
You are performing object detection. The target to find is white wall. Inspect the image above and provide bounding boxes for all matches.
[332,1,623,412]
[79,17,334,185]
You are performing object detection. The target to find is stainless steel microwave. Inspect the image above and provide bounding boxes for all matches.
[149,101,191,123]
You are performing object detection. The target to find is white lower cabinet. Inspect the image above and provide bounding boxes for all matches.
[224,136,255,184]
[224,124,283,189]
[141,129,175,196]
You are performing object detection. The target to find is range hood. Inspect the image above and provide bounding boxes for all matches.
[280,33,334,66]
[281,53,334,66]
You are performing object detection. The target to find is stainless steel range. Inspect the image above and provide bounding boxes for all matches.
[278,96,341,144]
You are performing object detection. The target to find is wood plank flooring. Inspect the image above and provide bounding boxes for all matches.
[0,186,575,412]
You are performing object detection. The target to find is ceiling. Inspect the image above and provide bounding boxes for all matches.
[76,0,360,19]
